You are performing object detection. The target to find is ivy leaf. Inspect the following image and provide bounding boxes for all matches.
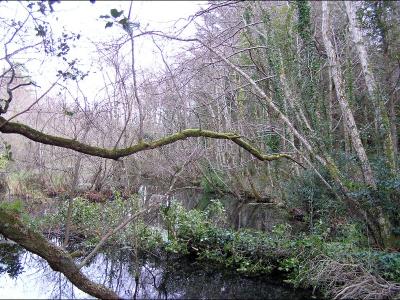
[118,17,128,26]
[110,8,123,18]
[105,21,113,29]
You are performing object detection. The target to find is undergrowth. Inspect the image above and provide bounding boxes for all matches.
[32,194,162,252]
[161,200,400,299]
[4,194,400,299]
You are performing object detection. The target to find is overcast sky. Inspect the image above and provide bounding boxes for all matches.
[1,1,207,107]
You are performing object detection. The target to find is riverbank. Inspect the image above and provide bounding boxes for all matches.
[4,195,398,299]
[161,201,400,299]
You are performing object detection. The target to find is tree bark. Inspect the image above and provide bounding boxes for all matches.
[0,207,119,299]
[321,1,376,188]
[323,1,395,248]
[0,116,296,163]
[345,1,395,170]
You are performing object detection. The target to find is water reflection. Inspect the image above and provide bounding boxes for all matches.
[0,244,24,279]
[0,244,312,299]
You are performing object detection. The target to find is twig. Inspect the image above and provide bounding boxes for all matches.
[78,203,160,269]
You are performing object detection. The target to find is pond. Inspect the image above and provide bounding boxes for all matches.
[0,243,314,299]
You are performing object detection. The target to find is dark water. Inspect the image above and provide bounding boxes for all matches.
[0,243,313,299]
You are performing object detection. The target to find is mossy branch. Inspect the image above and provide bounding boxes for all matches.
[0,117,297,163]
[0,207,119,299]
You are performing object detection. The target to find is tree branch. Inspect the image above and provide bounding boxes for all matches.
[0,116,296,163]
[0,206,119,299]
[78,203,160,269]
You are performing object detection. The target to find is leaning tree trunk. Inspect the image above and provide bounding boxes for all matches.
[345,1,395,170]
[322,1,394,248]
[0,207,119,299]
[321,1,376,189]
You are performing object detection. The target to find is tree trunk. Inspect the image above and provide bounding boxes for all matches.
[345,1,395,170]
[388,93,398,168]
[322,1,395,248]
[321,1,376,188]
[0,207,119,299]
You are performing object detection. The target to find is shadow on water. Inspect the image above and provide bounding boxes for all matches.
[0,243,313,299]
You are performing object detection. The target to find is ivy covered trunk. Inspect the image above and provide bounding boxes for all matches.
[321,1,396,249]
[345,1,395,171]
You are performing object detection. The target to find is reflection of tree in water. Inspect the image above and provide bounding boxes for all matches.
[14,248,86,299]
[0,244,24,278]
[147,256,311,300]
[132,254,310,300]
[0,246,312,299]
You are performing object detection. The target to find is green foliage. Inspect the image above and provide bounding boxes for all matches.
[355,251,400,283]
[200,167,227,195]
[293,1,324,134]
[276,222,367,288]
[243,5,253,24]
[283,169,344,228]
[39,194,162,251]
[135,221,163,252]
[67,197,101,232]
[0,142,13,170]
[0,199,24,215]
[279,257,299,273]
[374,252,400,282]
[162,201,277,276]
[165,202,359,282]
[0,157,8,171]
[295,0,311,41]
[101,8,139,32]
[345,157,400,241]
[63,109,74,116]
[0,199,36,230]
[27,194,400,296]
[161,201,394,289]
[263,135,281,153]
[357,1,393,48]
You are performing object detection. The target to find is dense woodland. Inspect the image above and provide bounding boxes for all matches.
[0,1,399,299]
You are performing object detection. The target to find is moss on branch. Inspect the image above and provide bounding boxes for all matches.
[0,117,294,163]
[0,206,119,299]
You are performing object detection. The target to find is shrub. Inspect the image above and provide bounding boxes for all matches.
[200,167,228,195]
[162,200,278,276]
[283,168,344,230]
[37,194,162,252]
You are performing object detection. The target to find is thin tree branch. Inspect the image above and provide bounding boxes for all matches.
[78,203,160,269]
